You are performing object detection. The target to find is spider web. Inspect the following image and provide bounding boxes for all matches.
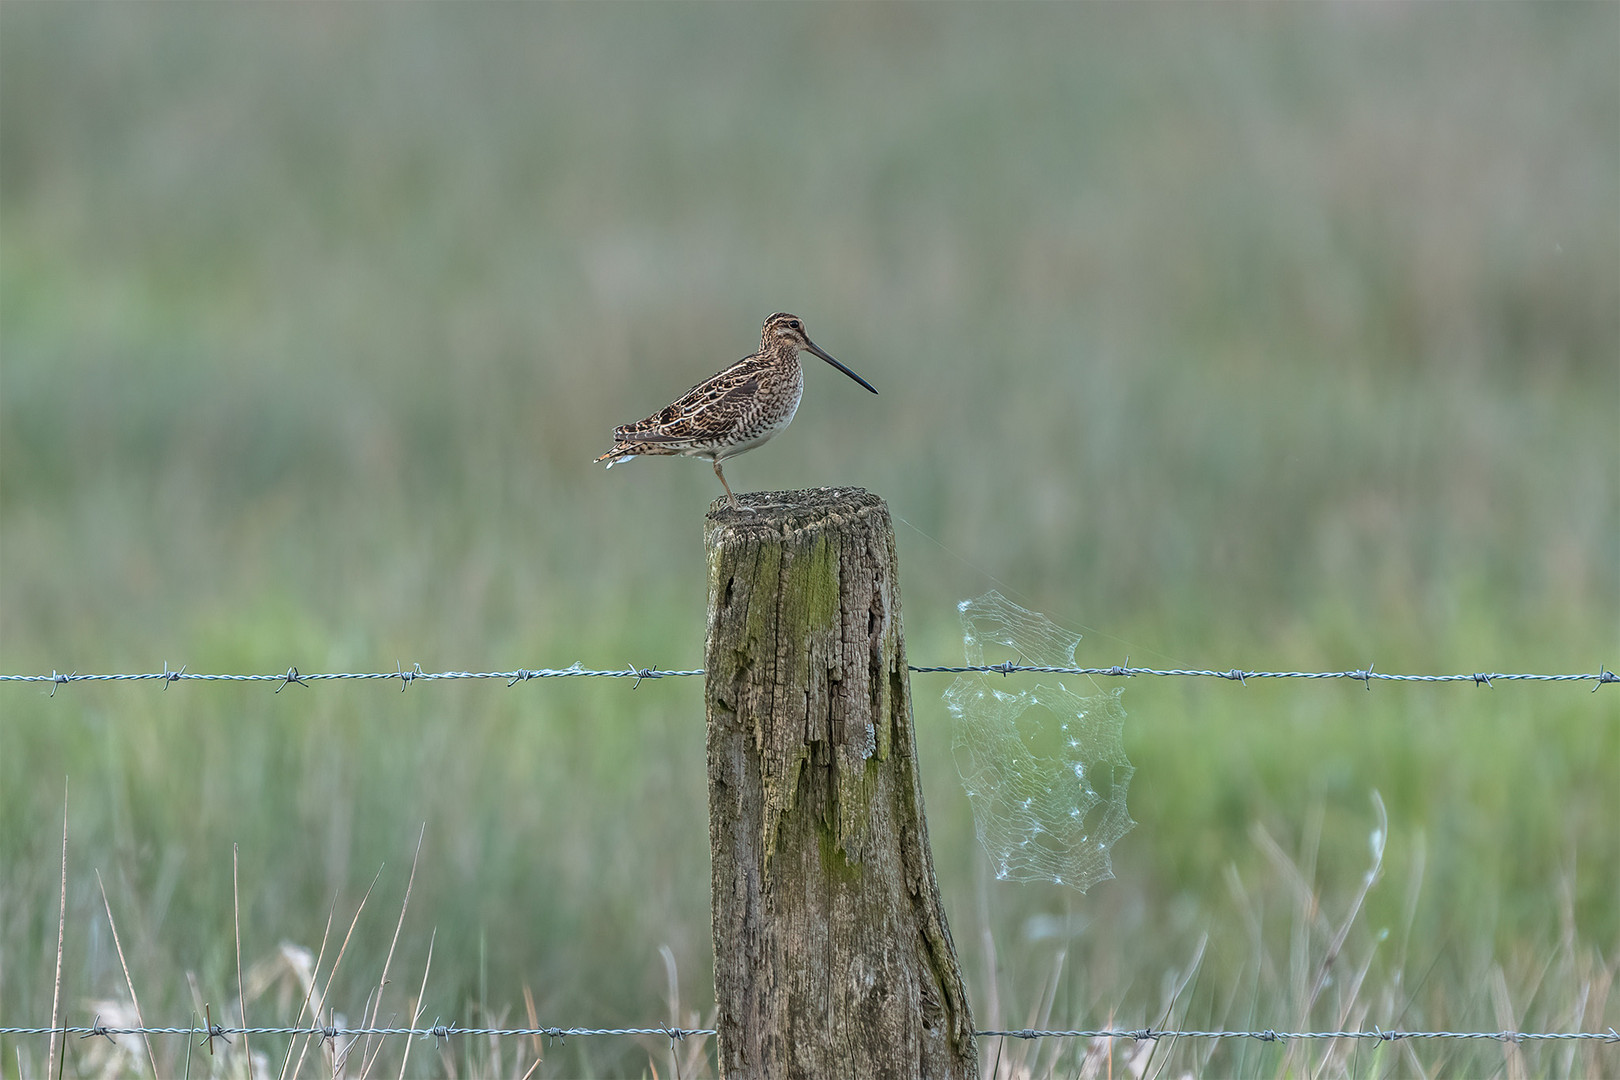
[943,592,1135,891]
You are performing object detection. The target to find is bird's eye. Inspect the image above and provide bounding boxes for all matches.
[788,320,800,330]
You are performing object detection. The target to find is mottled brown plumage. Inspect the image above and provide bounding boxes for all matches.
[596,313,877,508]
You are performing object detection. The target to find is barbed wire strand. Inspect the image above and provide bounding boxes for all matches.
[2,1023,1615,1044]
[0,662,1613,694]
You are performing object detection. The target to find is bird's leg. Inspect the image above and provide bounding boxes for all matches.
[713,459,742,511]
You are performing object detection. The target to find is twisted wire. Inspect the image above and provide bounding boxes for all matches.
[4,1023,1614,1044]
[1,663,1613,692]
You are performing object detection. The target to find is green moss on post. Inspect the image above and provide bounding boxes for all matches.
[704,487,978,1080]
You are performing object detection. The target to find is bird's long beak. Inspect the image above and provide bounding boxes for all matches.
[805,340,878,394]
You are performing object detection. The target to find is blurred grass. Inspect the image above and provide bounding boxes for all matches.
[1,4,1616,1076]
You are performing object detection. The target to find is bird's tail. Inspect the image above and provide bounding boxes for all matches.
[597,423,703,466]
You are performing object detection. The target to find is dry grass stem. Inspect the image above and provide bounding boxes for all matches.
[1491,965,1527,1080]
[359,824,425,1080]
[1145,933,1208,1080]
[46,782,67,1080]
[395,926,435,1080]
[658,944,683,1080]
[287,865,383,1080]
[278,893,340,1080]
[522,984,541,1064]
[233,844,254,1080]
[95,868,160,1077]
[1305,794,1387,1015]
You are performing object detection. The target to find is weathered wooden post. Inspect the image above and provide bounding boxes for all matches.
[704,487,978,1079]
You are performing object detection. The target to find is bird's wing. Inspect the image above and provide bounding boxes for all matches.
[614,356,769,442]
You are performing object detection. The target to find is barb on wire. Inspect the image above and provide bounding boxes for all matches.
[200,1003,228,1055]
[1,664,1613,690]
[2,1023,1615,1044]
[79,1015,113,1045]
[395,661,423,692]
[628,663,665,689]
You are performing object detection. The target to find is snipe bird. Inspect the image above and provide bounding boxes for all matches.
[595,313,877,508]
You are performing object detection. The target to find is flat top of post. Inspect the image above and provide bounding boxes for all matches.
[706,487,885,538]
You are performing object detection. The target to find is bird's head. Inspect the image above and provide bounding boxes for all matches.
[763,312,813,352]
[760,313,877,394]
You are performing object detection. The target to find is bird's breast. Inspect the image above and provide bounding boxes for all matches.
[708,364,802,458]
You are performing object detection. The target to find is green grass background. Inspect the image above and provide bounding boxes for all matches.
[2,5,1616,1076]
